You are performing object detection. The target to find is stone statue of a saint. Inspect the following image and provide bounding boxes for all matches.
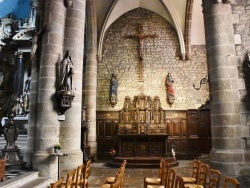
[165,73,175,107]
[60,51,74,91]
[110,74,118,97]
[109,73,118,107]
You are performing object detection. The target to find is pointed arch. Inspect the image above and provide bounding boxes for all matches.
[97,0,186,61]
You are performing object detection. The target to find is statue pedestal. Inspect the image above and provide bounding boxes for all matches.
[56,90,75,114]
[1,147,26,169]
[2,114,26,169]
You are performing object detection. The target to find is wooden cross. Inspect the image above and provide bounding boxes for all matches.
[125,24,157,82]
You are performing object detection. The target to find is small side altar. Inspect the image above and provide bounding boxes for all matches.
[110,94,179,167]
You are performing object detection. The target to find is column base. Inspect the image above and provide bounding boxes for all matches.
[209,149,244,176]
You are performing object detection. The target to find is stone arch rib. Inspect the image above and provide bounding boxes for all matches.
[185,0,194,60]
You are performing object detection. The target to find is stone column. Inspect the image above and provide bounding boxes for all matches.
[60,0,85,176]
[202,0,249,176]
[32,0,66,179]
[24,0,45,168]
[85,0,97,157]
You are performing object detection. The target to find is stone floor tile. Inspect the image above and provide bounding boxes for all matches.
[88,160,195,188]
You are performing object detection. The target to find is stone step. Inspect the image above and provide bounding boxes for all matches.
[17,177,52,188]
[0,171,50,188]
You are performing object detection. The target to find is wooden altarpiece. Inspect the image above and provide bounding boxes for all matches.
[118,94,169,157]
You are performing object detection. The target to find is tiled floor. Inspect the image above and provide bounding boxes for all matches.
[88,160,204,188]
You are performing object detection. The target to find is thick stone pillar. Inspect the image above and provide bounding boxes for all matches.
[85,0,97,157]
[202,0,249,176]
[32,0,66,179]
[24,0,45,168]
[60,0,85,176]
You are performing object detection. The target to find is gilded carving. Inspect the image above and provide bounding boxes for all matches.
[119,94,165,135]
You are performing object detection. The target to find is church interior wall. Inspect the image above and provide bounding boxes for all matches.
[97,8,209,111]
[231,1,250,134]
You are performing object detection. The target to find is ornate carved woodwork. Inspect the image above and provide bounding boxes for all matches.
[96,99,212,160]
[118,94,165,135]
[56,90,75,114]
[117,135,168,157]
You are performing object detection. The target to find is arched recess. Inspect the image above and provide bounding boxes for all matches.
[97,0,186,61]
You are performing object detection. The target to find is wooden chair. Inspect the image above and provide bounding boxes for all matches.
[106,160,126,188]
[147,167,176,188]
[64,169,76,188]
[184,163,209,188]
[82,159,91,188]
[101,171,123,188]
[223,177,240,188]
[0,159,6,182]
[73,163,85,187]
[182,159,201,184]
[208,169,221,188]
[50,177,64,188]
[174,175,185,188]
[144,159,165,188]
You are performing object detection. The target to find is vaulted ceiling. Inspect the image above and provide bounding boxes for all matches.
[94,0,205,45]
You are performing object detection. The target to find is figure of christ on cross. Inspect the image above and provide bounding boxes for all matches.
[124,24,157,81]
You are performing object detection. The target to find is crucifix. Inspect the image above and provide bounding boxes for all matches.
[125,24,157,82]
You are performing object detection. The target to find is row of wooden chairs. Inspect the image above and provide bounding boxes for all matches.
[144,159,240,188]
[100,160,127,188]
[182,159,240,188]
[49,159,91,188]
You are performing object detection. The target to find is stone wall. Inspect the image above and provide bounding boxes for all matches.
[97,8,209,111]
[231,1,250,130]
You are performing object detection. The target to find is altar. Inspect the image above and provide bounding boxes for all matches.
[111,94,178,167]
[117,134,169,157]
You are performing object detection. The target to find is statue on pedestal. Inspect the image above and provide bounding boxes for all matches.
[60,51,74,91]
[56,51,75,114]
[165,73,175,107]
[109,73,118,108]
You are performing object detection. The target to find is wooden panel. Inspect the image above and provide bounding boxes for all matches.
[97,138,119,160]
[151,142,164,155]
[181,120,187,136]
[172,120,181,137]
[188,138,201,153]
[199,110,211,137]
[166,119,187,138]
[122,142,134,156]
[96,111,119,160]
[137,142,149,155]
[187,110,199,137]
[166,120,172,136]
[97,120,105,137]
[167,139,188,153]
